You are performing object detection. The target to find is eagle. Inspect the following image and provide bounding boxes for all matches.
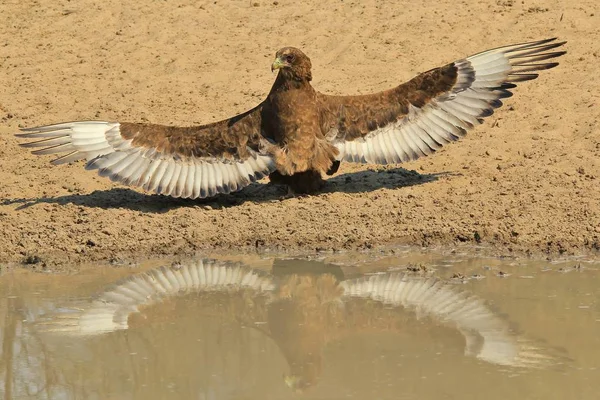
[37,259,565,393]
[17,38,566,198]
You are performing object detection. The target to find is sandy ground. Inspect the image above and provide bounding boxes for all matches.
[0,0,599,267]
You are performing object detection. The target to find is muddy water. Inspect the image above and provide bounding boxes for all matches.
[0,253,599,400]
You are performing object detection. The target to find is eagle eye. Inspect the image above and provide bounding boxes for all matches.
[285,54,295,63]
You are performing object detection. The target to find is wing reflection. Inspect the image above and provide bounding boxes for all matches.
[36,258,564,393]
[341,274,555,368]
[38,260,275,335]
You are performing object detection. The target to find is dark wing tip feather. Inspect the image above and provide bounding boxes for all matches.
[508,73,540,83]
[516,37,560,49]
[17,127,42,133]
[535,37,558,44]
[455,126,467,138]
[479,109,495,118]
[512,62,561,74]
[30,143,68,155]
[15,132,37,138]
[516,51,567,63]
[489,99,503,108]
[493,89,514,99]
[50,152,81,165]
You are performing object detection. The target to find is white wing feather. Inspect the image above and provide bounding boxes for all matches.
[17,121,275,199]
[334,38,566,164]
[341,273,562,369]
[36,260,275,335]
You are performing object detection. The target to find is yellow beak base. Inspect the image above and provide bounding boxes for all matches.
[271,57,285,72]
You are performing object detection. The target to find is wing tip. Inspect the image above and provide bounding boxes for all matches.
[50,151,83,165]
[524,37,565,48]
[29,144,64,156]
[15,131,37,138]
[17,127,45,133]
[542,61,561,69]
[508,73,540,83]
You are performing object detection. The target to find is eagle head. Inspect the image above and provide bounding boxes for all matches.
[272,47,312,81]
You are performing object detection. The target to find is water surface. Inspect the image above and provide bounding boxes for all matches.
[1,253,599,399]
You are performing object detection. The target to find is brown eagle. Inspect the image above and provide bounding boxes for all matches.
[36,259,565,393]
[17,39,565,198]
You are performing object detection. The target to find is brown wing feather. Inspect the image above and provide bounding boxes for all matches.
[119,106,266,160]
[318,64,458,141]
[17,104,277,199]
[318,38,566,165]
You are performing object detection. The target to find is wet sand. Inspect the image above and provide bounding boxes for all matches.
[0,0,599,267]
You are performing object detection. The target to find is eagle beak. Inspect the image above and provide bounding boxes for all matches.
[284,374,309,393]
[284,375,302,392]
[271,57,285,72]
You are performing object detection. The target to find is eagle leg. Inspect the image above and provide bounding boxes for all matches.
[325,160,340,176]
[268,170,325,194]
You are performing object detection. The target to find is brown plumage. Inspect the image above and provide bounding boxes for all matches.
[16,39,566,198]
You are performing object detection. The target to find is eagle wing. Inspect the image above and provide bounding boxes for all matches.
[318,38,566,164]
[36,259,276,336]
[16,105,276,199]
[340,273,563,368]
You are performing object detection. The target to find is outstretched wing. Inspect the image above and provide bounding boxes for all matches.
[36,259,276,336]
[318,38,566,164]
[16,105,276,199]
[340,273,564,369]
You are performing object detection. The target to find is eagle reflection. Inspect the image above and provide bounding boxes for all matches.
[38,259,561,392]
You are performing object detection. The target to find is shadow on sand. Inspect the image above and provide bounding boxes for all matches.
[2,168,457,213]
